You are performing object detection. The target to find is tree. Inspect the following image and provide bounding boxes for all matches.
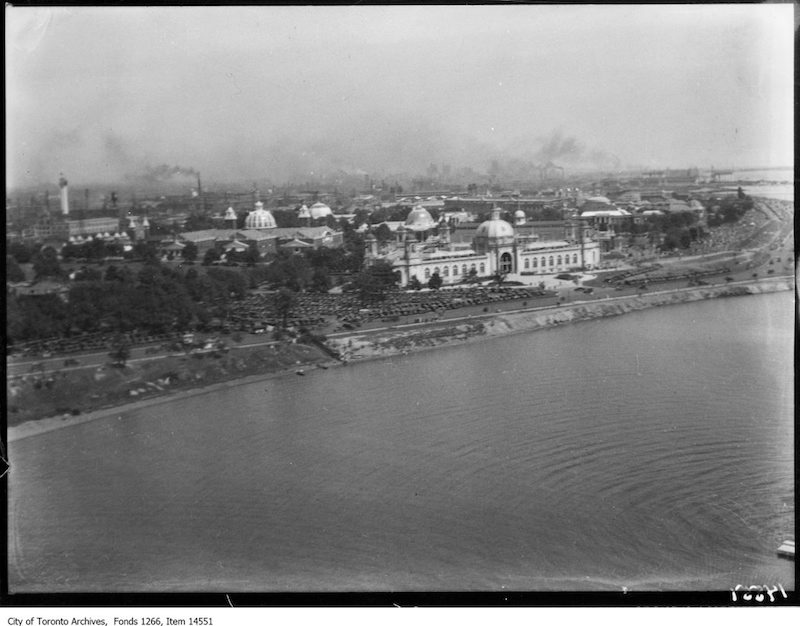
[182,241,198,262]
[354,259,399,302]
[428,272,443,290]
[105,264,125,282]
[266,251,312,291]
[203,247,222,265]
[32,247,62,279]
[184,213,216,231]
[133,241,160,264]
[311,266,331,293]
[74,266,103,281]
[374,223,393,243]
[274,287,297,331]
[6,255,25,282]
[407,275,422,290]
[8,241,34,264]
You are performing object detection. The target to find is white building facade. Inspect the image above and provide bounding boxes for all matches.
[366,206,600,287]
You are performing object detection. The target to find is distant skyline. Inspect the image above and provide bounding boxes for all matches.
[5,4,794,189]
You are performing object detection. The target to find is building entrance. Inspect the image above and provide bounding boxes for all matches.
[500,252,513,274]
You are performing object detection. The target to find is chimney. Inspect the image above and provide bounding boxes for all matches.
[59,173,69,216]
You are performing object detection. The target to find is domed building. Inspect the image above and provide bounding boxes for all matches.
[297,204,312,223]
[364,204,600,287]
[309,202,333,220]
[474,208,516,249]
[404,204,437,232]
[514,209,526,226]
[244,201,277,230]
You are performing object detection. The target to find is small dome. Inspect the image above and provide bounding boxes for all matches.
[297,204,312,219]
[514,209,526,225]
[224,206,237,221]
[475,207,515,241]
[404,204,436,230]
[244,202,277,230]
[309,202,333,219]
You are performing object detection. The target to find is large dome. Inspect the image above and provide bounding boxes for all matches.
[475,208,515,242]
[244,202,277,230]
[404,204,436,231]
[309,202,333,219]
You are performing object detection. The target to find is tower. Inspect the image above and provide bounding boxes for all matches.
[59,173,69,215]
[224,206,238,230]
[364,232,378,258]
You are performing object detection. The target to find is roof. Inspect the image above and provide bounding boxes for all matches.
[224,240,250,251]
[584,196,612,204]
[271,227,337,239]
[179,229,223,242]
[237,229,278,241]
[521,240,573,251]
[280,238,313,248]
[580,208,631,218]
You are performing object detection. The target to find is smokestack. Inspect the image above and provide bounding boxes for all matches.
[59,173,69,216]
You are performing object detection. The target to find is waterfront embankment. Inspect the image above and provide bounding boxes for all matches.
[328,278,794,361]
[7,277,793,441]
[7,341,334,438]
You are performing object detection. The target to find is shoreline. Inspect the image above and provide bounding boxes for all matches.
[7,277,793,443]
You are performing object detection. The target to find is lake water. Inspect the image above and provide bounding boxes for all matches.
[742,184,794,202]
[8,292,794,593]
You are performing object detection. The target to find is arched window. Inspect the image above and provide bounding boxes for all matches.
[557,255,562,265]
[533,258,538,268]
[452,265,458,276]
[479,263,485,274]
[461,264,467,275]
[424,267,430,279]
[443,266,449,277]
[549,256,554,267]
[470,263,476,273]
[434,267,440,275]
[573,254,578,264]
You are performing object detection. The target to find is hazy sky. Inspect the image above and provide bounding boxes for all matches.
[5,4,794,188]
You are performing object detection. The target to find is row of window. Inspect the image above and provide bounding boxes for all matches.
[415,250,597,281]
[522,253,579,270]
[423,263,485,280]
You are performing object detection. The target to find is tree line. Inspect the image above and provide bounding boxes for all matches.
[6,261,249,344]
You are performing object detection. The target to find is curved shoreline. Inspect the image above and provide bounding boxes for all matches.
[7,277,793,443]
